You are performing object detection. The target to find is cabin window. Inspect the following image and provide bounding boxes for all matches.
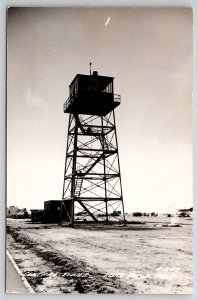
[78,77,113,93]
[69,78,78,96]
[69,76,113,97]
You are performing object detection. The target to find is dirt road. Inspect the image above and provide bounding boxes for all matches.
[6,218,192,294]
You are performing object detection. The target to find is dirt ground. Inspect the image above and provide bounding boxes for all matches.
[6,217,193,294]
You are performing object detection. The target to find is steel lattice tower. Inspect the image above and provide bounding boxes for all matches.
[61,71,125,225]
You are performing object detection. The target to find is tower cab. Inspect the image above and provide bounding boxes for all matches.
[63,71,121,116]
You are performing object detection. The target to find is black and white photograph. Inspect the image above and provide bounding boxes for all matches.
[6,7,193,294]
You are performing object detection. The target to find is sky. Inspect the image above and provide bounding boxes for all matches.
[7,7,192,213]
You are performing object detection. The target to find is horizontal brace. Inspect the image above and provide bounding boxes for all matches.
[67,152,115,159]
[68,128,115,136]
[64,177,117,180]
[64,173,120,180]
[105,127,115,135]
[81,172,119,176]
[67,152,117,158]
[76,125,114,129]
[77,173,120,177]
[68,132,114,136]
[77,148,117,153]
[67,155,102,158]
[74,197,122,201]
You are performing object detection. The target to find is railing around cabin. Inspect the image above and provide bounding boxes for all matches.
[63,96,75,112]
[113,94,121,103]
[63,90,121,112]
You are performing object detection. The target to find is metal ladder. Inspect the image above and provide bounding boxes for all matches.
[75,177,83,197]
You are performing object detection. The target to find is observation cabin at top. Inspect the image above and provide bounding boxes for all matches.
[63,71,121,116]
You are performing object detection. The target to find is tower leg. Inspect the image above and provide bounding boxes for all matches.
[113,110,126,223]
[101,117,108,224]
[70,117,78,226]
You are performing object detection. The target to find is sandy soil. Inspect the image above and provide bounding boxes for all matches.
[6,217,193,294]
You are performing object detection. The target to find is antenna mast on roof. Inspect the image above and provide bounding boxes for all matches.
[89,62,92,75]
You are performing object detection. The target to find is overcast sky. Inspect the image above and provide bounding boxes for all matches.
[7,7,192,213]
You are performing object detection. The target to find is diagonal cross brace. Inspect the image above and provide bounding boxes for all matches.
[78,200,98,222]
[74,114,89,134]
[83,153,104,175]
